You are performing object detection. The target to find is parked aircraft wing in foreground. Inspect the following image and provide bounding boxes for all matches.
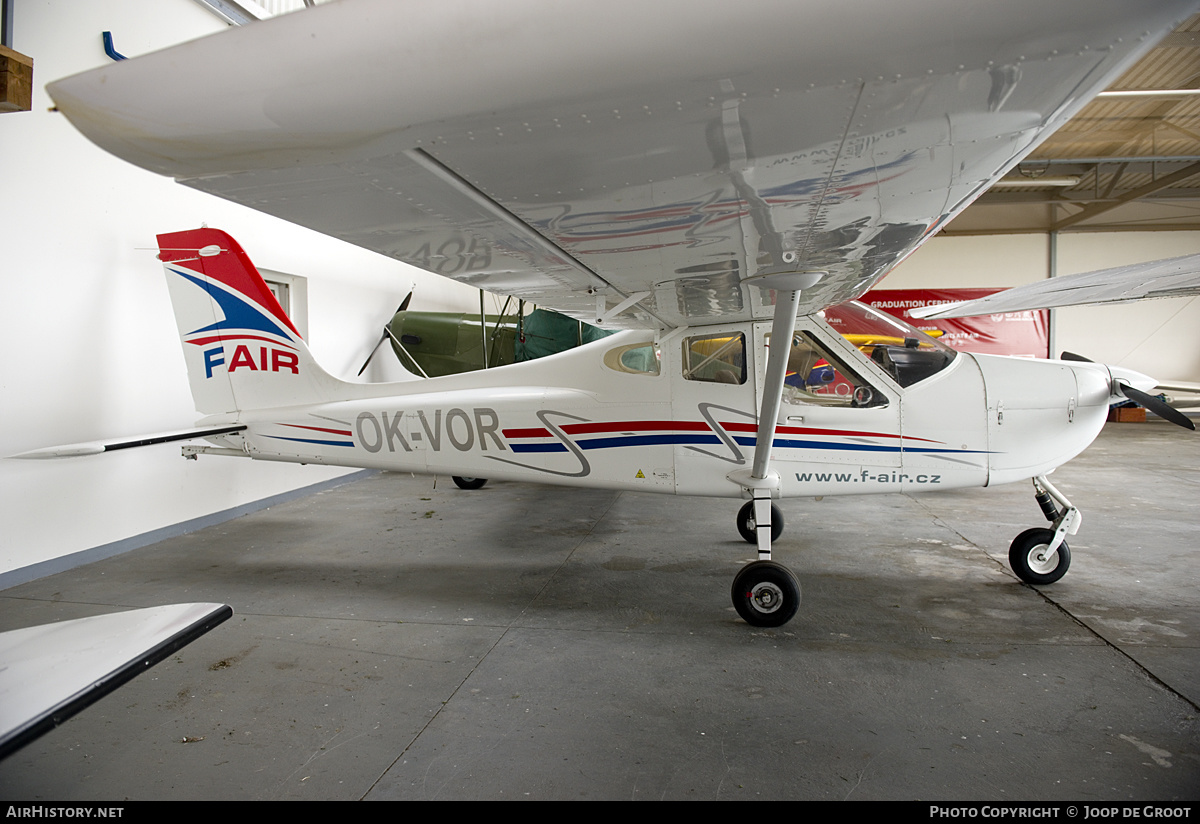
[0,603,232,759]
[910,254,1200,319]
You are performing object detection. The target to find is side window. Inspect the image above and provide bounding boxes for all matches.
[776,332,888,408]
[603,342,661,376]
[683,332,746,385]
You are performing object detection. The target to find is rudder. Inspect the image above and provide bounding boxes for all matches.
[158,228,342,414]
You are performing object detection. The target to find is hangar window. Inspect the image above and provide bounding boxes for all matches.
[260,268,310,341]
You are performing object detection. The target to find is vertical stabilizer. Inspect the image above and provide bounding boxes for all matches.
[158,228,343,414]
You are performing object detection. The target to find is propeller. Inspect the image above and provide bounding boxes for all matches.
[1061,352,1195,431]
[1114,381,1195,431]
[357,291,413,377]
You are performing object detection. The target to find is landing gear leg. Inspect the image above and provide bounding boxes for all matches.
[1009,475,1079,585]
[728,485,802,626]
[724,274,814,627]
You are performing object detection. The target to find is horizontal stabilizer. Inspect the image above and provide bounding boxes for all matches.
[910,254,1200,319]
[8,425,247,459]
[0,603,233,760]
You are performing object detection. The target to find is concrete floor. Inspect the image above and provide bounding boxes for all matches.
[0,421,1196,800]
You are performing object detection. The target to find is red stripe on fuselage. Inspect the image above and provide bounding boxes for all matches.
[280,423,352,436]
[502,419,944,445]
[503,427,552,439]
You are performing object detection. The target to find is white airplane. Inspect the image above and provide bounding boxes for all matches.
[33,0,1200,626]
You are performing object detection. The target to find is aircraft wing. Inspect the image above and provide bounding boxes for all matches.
[0,603,232,759]
[46,0,1198,329]
[909,254,1200,319]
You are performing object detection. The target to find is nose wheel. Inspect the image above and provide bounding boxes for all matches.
[1009,528,1071,585]
[731,561,801,627]
[1009,476,1079,585]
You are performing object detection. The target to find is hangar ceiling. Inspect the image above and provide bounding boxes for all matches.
[950,12,1200,236]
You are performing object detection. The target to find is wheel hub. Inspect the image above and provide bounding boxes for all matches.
[1028,546,1058,575]
[749,582,783,614]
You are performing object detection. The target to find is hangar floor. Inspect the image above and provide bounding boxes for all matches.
[0,421,1196,801]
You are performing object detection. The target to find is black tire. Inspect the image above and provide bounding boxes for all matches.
[452,476,487,490]
[736,501,784,544]
[731,561,801,627]
[1008,528,1071,585]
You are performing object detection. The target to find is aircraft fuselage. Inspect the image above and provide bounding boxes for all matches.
[194,313,1115,503]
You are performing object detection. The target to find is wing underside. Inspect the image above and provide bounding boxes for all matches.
[47,0,1199,328]
[909,253,1200,318]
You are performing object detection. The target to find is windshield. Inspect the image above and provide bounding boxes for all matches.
[820,301,957,388]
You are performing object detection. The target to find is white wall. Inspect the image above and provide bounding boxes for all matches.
[0,1,478,578]
[885,232,1200,381]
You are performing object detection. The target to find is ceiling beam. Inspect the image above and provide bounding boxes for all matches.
[1051,161,1200,230]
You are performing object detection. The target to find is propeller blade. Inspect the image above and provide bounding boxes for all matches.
[356,333,387,376]
[1117,382,1196,431]
[357,292,413,376]
[1060,351,1092,363]
[385,325,429,378]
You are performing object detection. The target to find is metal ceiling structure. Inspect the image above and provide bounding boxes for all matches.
[952,13,1200,235]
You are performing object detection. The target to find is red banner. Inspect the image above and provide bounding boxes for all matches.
[859,289,1049,358]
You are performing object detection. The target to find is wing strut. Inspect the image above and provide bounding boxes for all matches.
[729,271,824,559]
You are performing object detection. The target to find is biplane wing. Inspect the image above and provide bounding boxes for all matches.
[45,0,1195,329]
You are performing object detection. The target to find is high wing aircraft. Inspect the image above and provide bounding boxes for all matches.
[40,0,1200,626]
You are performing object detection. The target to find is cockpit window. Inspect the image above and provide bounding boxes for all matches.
[771,332,889,409]
[822,301,957,388]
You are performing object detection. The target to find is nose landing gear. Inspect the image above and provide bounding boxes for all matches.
[1009,528,1071,585]
[1010,475,1078,585]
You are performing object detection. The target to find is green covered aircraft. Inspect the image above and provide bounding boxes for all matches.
[361,298,615,378]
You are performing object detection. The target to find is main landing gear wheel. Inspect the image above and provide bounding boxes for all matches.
[452,476,487,490]
[1008,528,1071,585]
[731,561,801,627]
[736,501,784,544]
